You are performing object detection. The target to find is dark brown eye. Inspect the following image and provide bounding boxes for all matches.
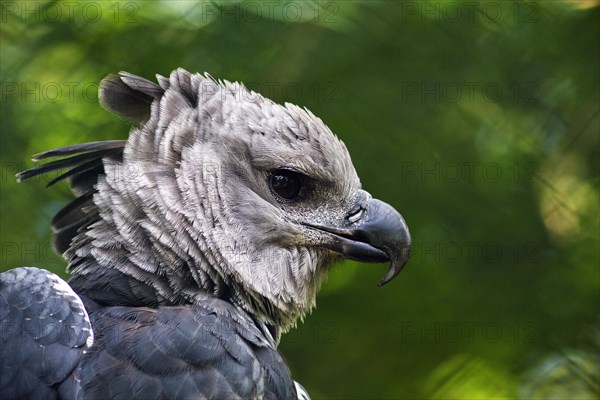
[270,169,303,200]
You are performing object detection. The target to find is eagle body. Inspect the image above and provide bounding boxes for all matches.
[1,69,410,399]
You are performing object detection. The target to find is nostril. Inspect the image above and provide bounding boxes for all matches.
[347,206,364,224]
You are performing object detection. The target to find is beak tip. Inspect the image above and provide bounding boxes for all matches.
[376,246,411,287]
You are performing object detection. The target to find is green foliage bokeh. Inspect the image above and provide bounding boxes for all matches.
[1,1,598,398]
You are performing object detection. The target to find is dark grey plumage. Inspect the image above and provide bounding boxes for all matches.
[2,68,410,399]
[77,297,296,399]
[0,267,93,400]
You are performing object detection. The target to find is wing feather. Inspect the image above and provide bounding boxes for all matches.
[0,267,93,400]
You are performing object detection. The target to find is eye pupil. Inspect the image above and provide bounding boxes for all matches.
[270,170,302,200]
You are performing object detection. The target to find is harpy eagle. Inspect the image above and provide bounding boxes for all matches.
[0,69,411,399]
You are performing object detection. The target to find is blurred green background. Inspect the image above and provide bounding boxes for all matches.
[1,1,599,398]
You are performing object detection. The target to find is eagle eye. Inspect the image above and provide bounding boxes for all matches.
[270,169,304,200]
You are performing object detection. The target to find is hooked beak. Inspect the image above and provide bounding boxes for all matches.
[308,197,411,286]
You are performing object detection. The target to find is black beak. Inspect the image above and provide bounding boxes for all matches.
[309,198,411,286]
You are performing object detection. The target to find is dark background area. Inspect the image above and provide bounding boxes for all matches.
[1,1,598,398]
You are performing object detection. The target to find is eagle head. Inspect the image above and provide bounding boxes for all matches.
[20,69,411,336]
